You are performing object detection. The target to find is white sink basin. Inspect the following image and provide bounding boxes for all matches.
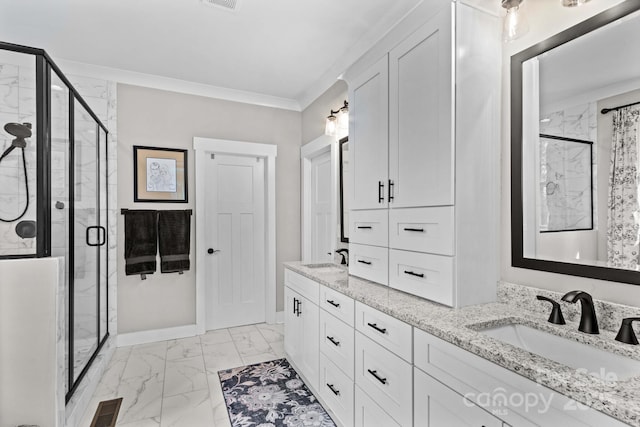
[480,323,640,381]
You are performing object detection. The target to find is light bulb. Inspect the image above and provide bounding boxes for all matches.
[503,5,529,42]
[325,115,337,136]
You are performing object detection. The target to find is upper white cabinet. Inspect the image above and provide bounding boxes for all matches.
[346,0,500,307]
[349,55,389,210]
[388,6,453,208]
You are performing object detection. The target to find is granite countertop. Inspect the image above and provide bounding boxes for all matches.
[283,261,640,426]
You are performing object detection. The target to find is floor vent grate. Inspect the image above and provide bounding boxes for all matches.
[89,398,123,427]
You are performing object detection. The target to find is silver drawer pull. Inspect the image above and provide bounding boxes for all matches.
[404,270,424,278]
[327,383,340,396]
[367,369,387,385]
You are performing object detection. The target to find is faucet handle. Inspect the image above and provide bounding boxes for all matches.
[536,295,566,325]
[615,317,640,345]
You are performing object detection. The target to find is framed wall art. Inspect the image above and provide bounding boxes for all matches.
[133,146,188,203]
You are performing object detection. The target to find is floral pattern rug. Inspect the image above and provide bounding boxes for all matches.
[218,358,336,427]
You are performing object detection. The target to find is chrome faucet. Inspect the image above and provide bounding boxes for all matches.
[561,290,599,334]
[335,248,349,265]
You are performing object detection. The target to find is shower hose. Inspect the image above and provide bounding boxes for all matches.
[0,145,29,222]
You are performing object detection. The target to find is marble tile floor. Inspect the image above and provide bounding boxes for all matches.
[78,323,285,427]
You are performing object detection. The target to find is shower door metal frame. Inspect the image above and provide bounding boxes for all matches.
[0,41,111,403]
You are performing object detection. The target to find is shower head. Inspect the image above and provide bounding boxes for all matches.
[4,122,31,148]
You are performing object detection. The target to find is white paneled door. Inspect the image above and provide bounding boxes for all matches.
[310,151,333,263]
[205,154,265,330]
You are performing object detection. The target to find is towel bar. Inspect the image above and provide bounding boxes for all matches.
[121,209,192,215]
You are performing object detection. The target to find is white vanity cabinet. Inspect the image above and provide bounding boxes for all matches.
[346,0,500,307]
[283,267,631,427]
[284,270,320,391]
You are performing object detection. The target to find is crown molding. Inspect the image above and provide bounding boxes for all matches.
[53,58,302,111]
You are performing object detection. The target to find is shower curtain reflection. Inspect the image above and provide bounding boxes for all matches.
[607,106,640,268]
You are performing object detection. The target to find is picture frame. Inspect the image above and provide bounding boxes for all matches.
[133,145,188,203]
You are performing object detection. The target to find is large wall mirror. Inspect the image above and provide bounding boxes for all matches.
[512,1,640,284]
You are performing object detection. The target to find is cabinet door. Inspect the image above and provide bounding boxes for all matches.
[284,287,301,365]
[355,386,402,427]
[389,6,453,208]
[349,55,389,210]
[414,368,503,427]
[298,295,320,392]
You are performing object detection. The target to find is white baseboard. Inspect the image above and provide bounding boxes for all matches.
[117,324,198,347]
[275,310,284,324]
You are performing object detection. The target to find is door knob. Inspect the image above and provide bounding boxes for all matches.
[207,248,220,254]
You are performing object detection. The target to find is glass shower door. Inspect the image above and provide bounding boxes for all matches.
[71,99,100,382]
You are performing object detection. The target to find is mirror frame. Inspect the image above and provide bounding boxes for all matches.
[511,1,640,285]
[339,136,349,243]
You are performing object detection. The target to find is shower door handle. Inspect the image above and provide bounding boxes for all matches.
[86,226,106,247]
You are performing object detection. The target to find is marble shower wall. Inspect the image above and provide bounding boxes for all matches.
[537,102,599,261]
[0,52,38,256]
[539,102,598,224]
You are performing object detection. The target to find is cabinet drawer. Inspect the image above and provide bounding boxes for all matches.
[389,207,454,255]
[354,385,402,427]
[355,301,412,362]
[355,332,412,427]
[388,249,454,307]
[285,269,319,305]
[319,353,354,427]
[349,244,388,286]
[320,310,355,379]
[350,209,389,247]
[320,286,355,327]
[414,368,502,427]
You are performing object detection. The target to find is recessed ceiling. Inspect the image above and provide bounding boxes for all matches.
[0,0,423,109]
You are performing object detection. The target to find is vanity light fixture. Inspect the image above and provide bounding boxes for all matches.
[324,100,349,137]
[562,0,590,7]
[325,111,337,136]
[502,0,529,42]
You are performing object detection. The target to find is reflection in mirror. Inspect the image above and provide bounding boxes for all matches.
[339,137,349,243]
[512,2,640,283]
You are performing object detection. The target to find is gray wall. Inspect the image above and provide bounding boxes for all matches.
[117,84,301,334]
[501,0,640,306]
[302,80,348,145]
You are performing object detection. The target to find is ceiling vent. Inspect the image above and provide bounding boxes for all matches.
[201,0,240,11]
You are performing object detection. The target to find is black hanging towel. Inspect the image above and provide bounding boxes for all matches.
[158,210,191,273]
[123,210,158,277]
